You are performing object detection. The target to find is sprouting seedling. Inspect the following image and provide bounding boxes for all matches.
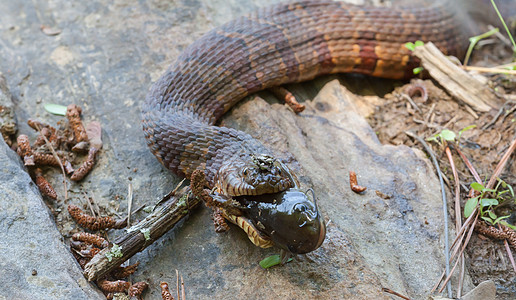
[404,41,425,74]
[463,27,500,66]
[464,179,516,228]
[426,125,476,147]
[426,129,456,146]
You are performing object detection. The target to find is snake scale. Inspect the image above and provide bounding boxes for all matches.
[141,0,467,256]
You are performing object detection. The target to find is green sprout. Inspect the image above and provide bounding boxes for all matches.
[426,125,476,147]
[464,179,516,229]
[405,41,425,74]
[259,255,293,269]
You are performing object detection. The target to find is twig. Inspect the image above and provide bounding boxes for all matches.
[381,287,411,300]
[176,269,180,300]
[400,93,422,114]
[127,183,133,227]
[462,65,516,75]
[482,100,508,130]
[405,131,452,297]
[445,146,464,297]
[455,147,482,184]
[33,123,68,200]
[485,138,516,189]
[181,274,185,300]
[499,223,516,273]
[83,185,201,281]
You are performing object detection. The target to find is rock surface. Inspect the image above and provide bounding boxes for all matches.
[0,0,480,299]
[0,138,104,299]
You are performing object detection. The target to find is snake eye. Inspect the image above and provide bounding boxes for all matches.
[243,168,249,176]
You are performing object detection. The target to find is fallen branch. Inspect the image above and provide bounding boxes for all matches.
[83,185,201,281]
[413,42,501,112]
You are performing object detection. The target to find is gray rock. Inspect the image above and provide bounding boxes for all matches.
[0,138,104,299]
[462,280,497,300]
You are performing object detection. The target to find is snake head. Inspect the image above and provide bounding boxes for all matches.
[239,188,326,255]
[216,154,294,196]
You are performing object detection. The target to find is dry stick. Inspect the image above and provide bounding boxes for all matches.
[499,223,516,273]
[438,213,479,293]
[34,123,68,200]
[485,138,516,189]
[455,147,483,184]
[462,65,516,75]
[439,138,516,290]
[405,131,452,297]
[127,183,133,227]
[83,186,201,281]
[432,210,479,293]
[181,274,185,300]
[445,146,465,297]
[176,269,180,300]
[381,288,412,300]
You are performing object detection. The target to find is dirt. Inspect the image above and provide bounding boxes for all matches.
[368,39,516,298]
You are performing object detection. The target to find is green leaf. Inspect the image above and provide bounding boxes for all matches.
[259,255,292,269]
[43,103,67,116]
[470,182,485,192]
[405,42,415,51]
[500,221,516,230]
[459,125,476,134]
[426,135,438,143]
[481,216,494,224]
[507,183,514,197]
[464,197,478,218]
[414,40,425,47]
[413,67,424,75]
[488,210,497,220]
[493,215,511,225]
[480,198,498,207]
[440,129,456,142]
[482,188,497,193]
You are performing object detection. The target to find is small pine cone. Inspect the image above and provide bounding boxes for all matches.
[70,147,98,181]
[97,279,131,293]
[33,151,62,167]
[71,232,109,248]
[128,281,149,298]
[68,204,117,230]
[160,282,174,300]
[34,168,57,199]
[66,104,88,143]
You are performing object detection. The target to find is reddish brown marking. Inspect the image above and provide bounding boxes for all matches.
[349,171,367,193]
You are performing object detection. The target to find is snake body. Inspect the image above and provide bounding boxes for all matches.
[142,0,466,253]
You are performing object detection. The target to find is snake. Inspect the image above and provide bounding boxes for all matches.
[141,0,467,258]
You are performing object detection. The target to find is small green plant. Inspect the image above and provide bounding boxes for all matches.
[464,179,516,229]
[426,125,476,146]
[404,40,425,51]
[405,41,425,74]
[463,28,500,66]
[259,254,293,269]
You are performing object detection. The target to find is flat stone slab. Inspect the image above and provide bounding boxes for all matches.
[0,139,104,299]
